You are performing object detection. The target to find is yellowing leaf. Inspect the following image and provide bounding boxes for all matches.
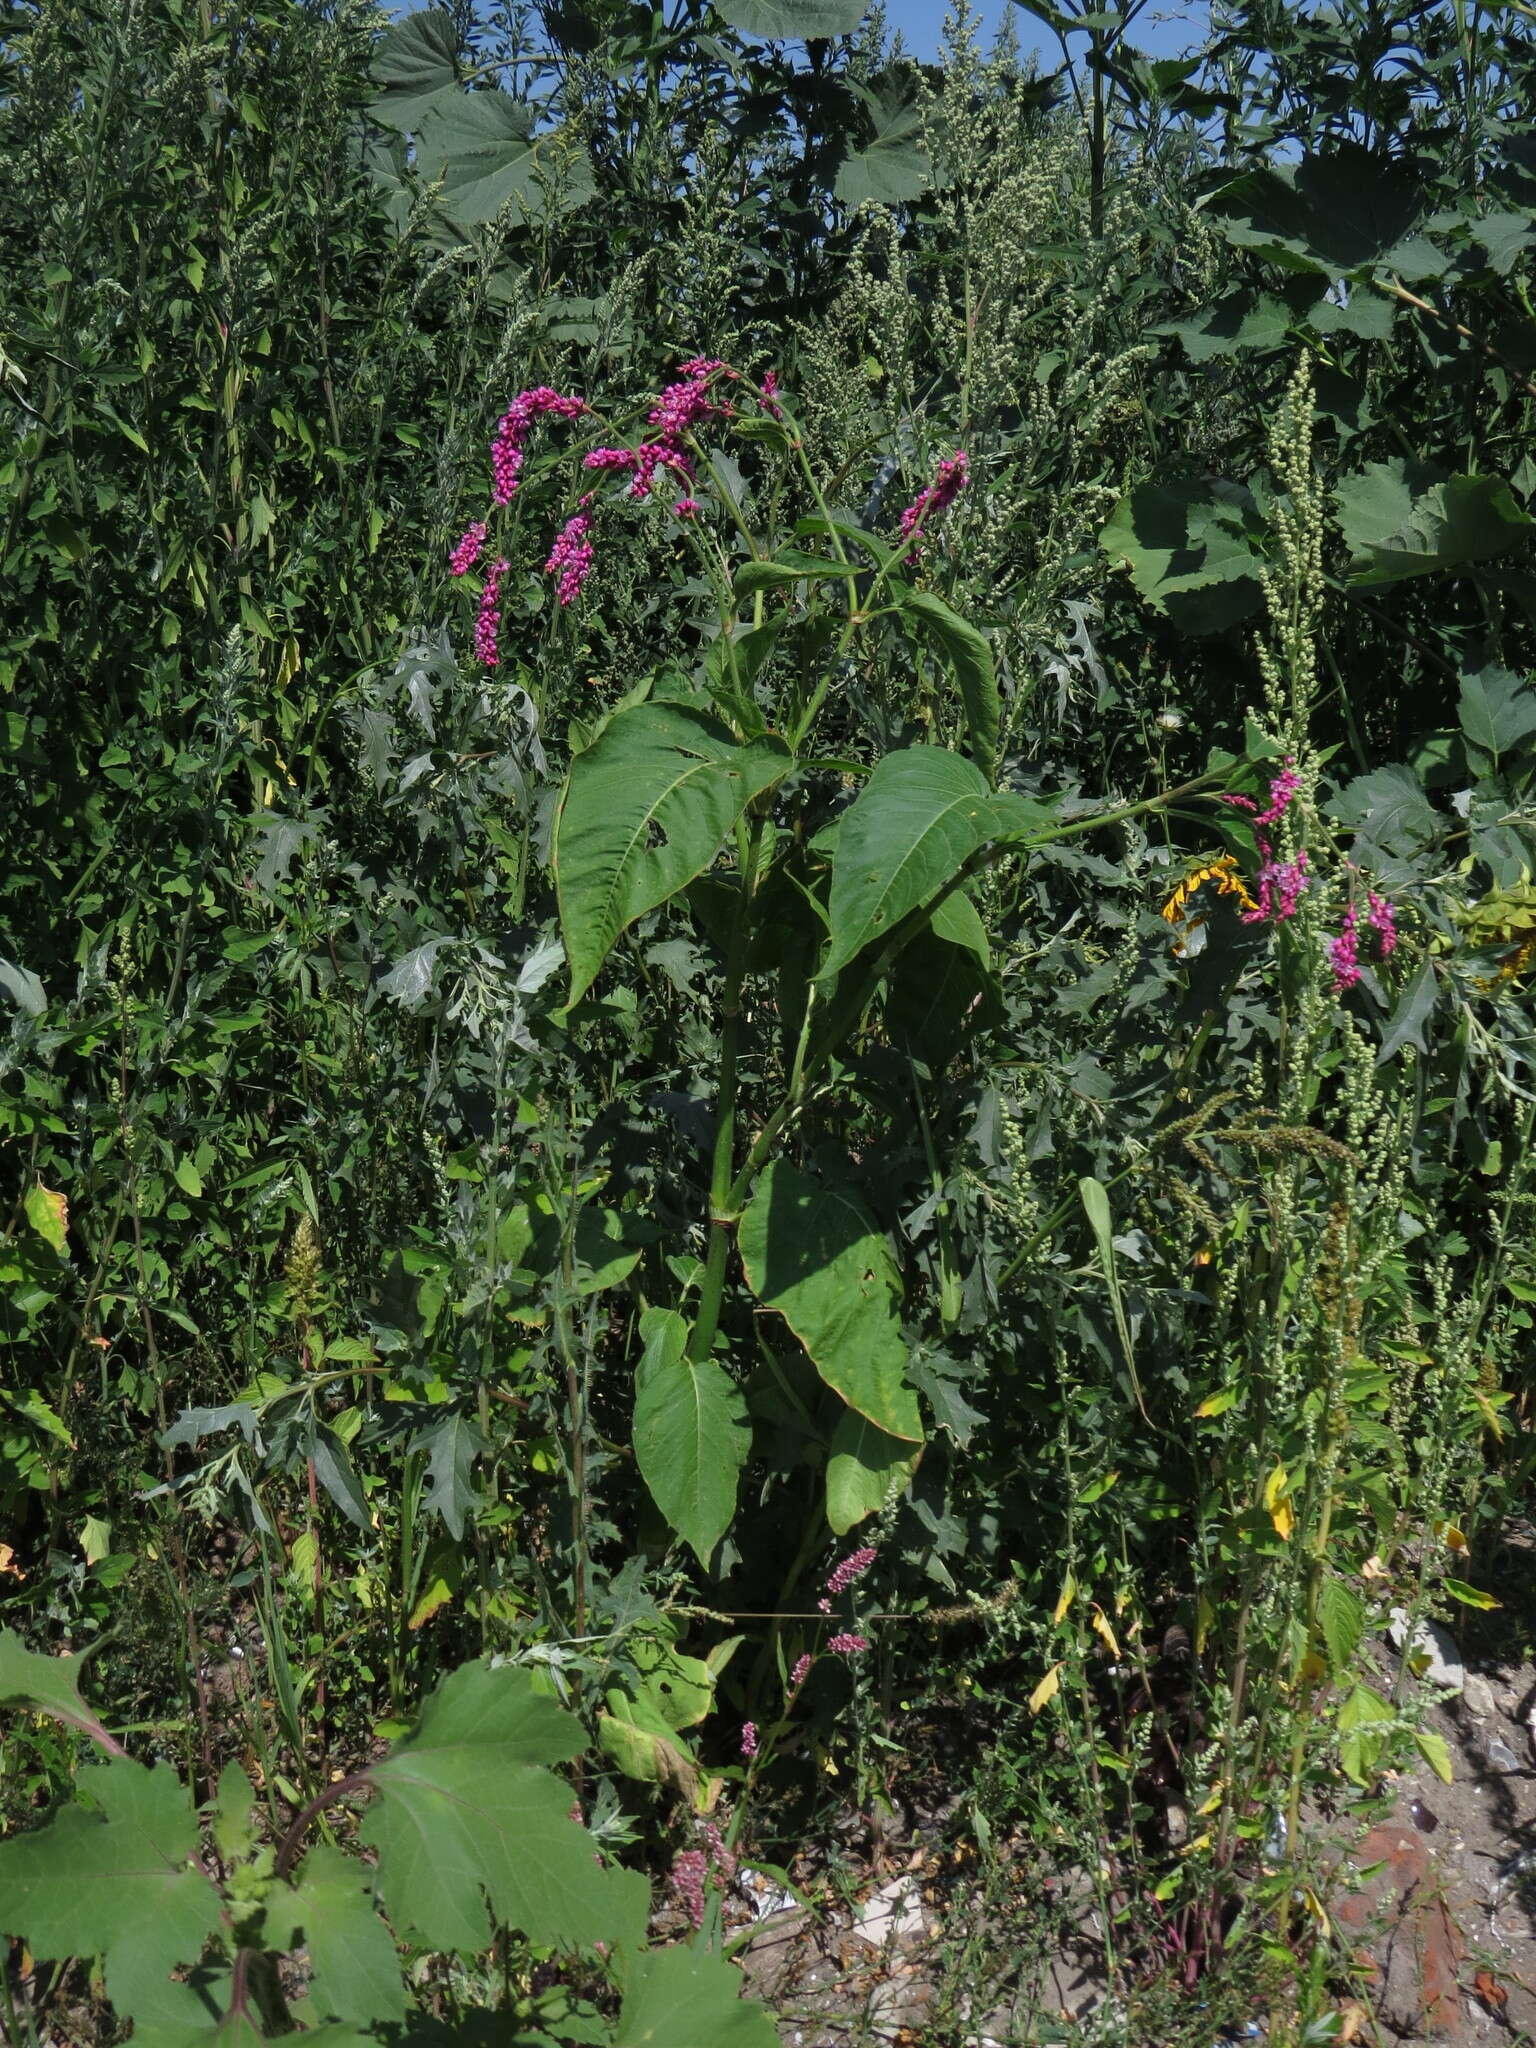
[24,1183,68,1257]
[1437,1521,1469,1555]
[1028,1664,1063,1715]
[0,1544,22,1581]
[1194,1386,1237,1418]
[1414,1728,1454,1784]
[1264,1464,1294,1540]
[1090,1606,1121,1657]
[1052,1573,1076,1625]
[1444,1576,1501,1610]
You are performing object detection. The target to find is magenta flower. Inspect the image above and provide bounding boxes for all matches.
[449,520,487,577]
[1367,890,1397,958]
[760,369,782,419]
[827,1632,868,1656]
[473,557,510,666]
[673,497,700,518]
[671,1848,707,1930]
[740,1720,758,1758]
[826,1545,876,1596]
[545,493,595,606]
[898,450,969,555]
[490,385,586,506]
[1256,760,1302,826]
[787,1653,812,1694]
[1328,904,1361,992]
[1242,848,1310,926]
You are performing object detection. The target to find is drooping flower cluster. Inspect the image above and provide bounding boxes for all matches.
[473,557,509,667]
[1329,889,1397,992]
[1218,758,1311,928]
[545,494,595,607]
[584,356,726,503]
[448,520,487,577]
[1367,889,1397,957]
[490,385,586,506]
[898,450,969,555]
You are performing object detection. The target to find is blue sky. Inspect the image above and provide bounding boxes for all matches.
[880,0,1211,65]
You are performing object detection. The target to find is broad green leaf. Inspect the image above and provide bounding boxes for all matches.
[311,1425,369,1531]
[1327,763,1438,862]
[418,100,595,231]
[283,1845,405,2030]
[0,1759,223,2026]
[1100,479,1266,632]
[834,91,930,207]
[616,1941,779,2047]
[1458,663,1536,770]
[738,1161,922,1442]
[826,1408,921,1535]
[712,0,866,38]
[370,8,458,93]
[818,748,997,982]
[1377,959,1439,1064]
[411,1409,489,1541]
[732,551,849,597]
[1204,143,1427,277]
[24,1181,67,1255]
[1317,1575,1364,1678]
[597,1701,701,1799]
[1414,1728,1454,1784]
[898,589,999,778]
[555,702,790,1003]
[362,1661,647,1956]
[632,1308,750,1566]
[1154,286,1316,362]
[0,1628,116,1750]
[210,1763,256,1865]
[1334,460,1533,586]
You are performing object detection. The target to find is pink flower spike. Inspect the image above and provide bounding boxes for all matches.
[827,1632,868,1656]
[1367,890,1397,958]
[1328,903,1361,992]
[760,369,782,419]
[1218,792,1259,812]
[671,1848,707,1930]
[1255,762,1302,826]
[449,520,487,577]
[787,1653,812,1694]
[584,447,639,472]
[673,496,700,518]
[545,497,595,606]
[740,1721,758,1758]
[898,450,969,555]
[825,1545,876,1596]
[473,557,510,666]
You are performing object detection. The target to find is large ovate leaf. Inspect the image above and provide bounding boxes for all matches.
[712,0,866,38]
[1100,479,1266,632]
[834,89,930,207]
[1327,763,1439,861]
[361,1661,647,1957]
[282,1845,405,2031]
[0,1759,223,2026]
[0,1627,117,1750]
[632,1308,750,1566]
[1204,142,1429,277]
[1459,663,1536,770]
[370,8,458,94]
[1334,460,1533,585]
[826,1408,922,1534]
[615,1940,780,2048]
[818,748,997,982]
[898,588,999,777]
[738,1161,922,1442]
[555,702,791,1003]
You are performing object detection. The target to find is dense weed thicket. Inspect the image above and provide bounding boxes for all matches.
[2,0,1536,2040]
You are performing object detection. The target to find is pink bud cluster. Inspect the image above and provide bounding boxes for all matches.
[584,356,727,503]
[473,557,510,667]
[545,493,595,606]
[1221,758,1311,927]
[899,450,969,555]
[1330,889,1397,992]
[827,1632,869,1655]
[671,1848,707,1930]
[825,1544,876,1596]
[491,385,586,506]
[740,1720,758,1758]
[787,1653,812,1695]
[760,369,782,419]
[448,520,487,577]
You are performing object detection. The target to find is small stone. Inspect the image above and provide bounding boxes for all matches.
[1461,1671,1495,1719]
[1387,1610,1464,1694]
[1486,1735,1521,1773]
[853,1876,928,1947]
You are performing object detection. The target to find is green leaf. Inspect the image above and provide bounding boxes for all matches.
[1377,959,1439,1064]
[1154,287,1314,362]
[23,1182,67,1256]
[1100,479,1266,633]
[0,1760,223,2026]
[210,1764,256,1865]
[738,1161,922,1443]
[555,702,790,1004]
[834,91,930,207]
[1079,1178,1144,1419]
[615,1940,779,2047]
[898,589,999,779]
[1458,663,1536,770]
[283,1844,405,2030]
[1444,1576,1501,1610]
[712,0,866,39]
[1317,1575,1365,1679]
[311,1426,370,1531]
[818,748,997,982]
[362,1661,647,1957]
[1205,143,1427,277]
[411,1409,489,1542]
[371,8,458,93]
[1414,1728,1454,1784]
[732,551,849,597]
[825,1408,921,1535]
[0,1628,116,1750]
[417,98,595,231]
[632,1308,751,1566]
[1334,460,1533,586]
[1327,764,1438,862]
